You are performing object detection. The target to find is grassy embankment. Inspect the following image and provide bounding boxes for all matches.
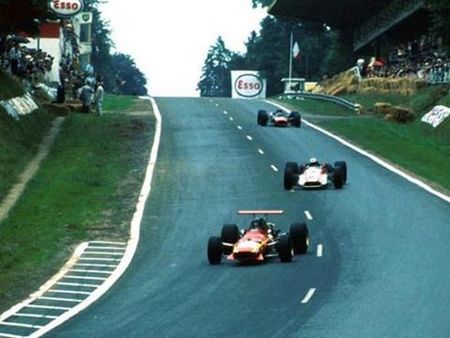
[274,84,450,192]
[0,93,154,313]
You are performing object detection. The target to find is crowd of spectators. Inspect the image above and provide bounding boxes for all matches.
[0,35,54,86]
[358,35,450,84]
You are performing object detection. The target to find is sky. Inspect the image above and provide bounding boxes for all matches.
[99,1,268,97]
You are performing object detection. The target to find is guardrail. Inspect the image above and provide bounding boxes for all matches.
[279,92,361,112]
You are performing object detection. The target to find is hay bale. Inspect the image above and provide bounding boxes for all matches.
[375,102,415,122]
[374,102,392,114]
[41,103,71,116]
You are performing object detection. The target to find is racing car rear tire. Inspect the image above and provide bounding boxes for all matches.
[284,167,297,190]
[257,110,268,126]
[276,235,293,262]
[290,223,309,254]
[221,224,240,255]
[208,236,223,265]
[334,161,347,183]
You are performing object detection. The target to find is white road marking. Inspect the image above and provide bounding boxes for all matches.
[270,165,279,172]
[229,117,234,121]
[56,282,98,288]
[86,246,125,251]
[258,149,264,155]
[38,296,82,303]
[83,251,123,256]
[304,210,313,220]
[267,101,450,203]
[69,269,112,274]
[49,289,92,296]
[301,288,316,304]
[78,257,120,262]
[74,263,117,268]
[25,305,71,311]
[246,135,253,141]
[0,332,22,338]
[63,275,108,281]
[223,110,228,115]
[317,244,323,257]
[237,125,242,130]
[89,241,125,246]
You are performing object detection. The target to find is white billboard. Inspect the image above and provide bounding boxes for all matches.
[231,71,266,99]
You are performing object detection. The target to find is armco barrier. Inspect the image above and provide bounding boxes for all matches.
[280,92,361,112]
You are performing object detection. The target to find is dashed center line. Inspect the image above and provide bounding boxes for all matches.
[304,210,313,220]
[317,244,323,257]
[229,117,234,121]
[270,165,279,172]
[258,149,264,155]
[301,288,316,304]
[246,135,253,141]
[223,110,228,115]
[237,125,242,130]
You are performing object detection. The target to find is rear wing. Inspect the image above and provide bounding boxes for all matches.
[238,210,284,216]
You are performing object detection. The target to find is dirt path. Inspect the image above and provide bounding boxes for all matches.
[0,117,65,223]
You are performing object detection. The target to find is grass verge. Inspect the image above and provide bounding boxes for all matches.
[0,97,154,312]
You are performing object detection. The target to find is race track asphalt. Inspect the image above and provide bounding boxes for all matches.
[49,97,450,338]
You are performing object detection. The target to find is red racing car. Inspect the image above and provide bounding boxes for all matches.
[207,210,309,265]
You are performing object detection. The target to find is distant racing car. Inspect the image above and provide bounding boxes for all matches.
[257,109,301,128]
[284,158,347,190]
[207,210,309,265]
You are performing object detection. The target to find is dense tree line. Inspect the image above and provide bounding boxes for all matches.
[0,0,147,95]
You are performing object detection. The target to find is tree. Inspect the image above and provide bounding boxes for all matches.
[426,0,450,46]
[251,0,273,8]
[197,37,234,97]
[111,53,147,95]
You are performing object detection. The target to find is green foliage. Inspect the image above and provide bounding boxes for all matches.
[197,37,234,97]
[426,0,450,45]
[0,69,25,99]
[111,53,147,96]
[251,0,273,8]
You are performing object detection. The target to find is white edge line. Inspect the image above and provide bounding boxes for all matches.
[267,100,450,204]
[304,210,313,220]
[27,96,163,337]
[301,288,316,304]
[317,244,323,257]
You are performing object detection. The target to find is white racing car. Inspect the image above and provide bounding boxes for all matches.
[284,158,347,190]
[257,109,301,128]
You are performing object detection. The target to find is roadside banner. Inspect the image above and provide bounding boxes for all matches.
[421,105,450,128]
[231,70,266,99]
[0,93,38,120]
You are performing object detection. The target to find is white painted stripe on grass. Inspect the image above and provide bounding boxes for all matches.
[317,244,323,257]
[304,210,313,220]
[56,282,98,288]
[237,125,242,130]
[258,149,264,155]
[0,321,42,329]
[270,165,279,172]
[246,135,253,141]
[29,96,163,337]
[25,305,70,311]
[267,100,450,203]
[88,241,125,246]
[13,313,58,320]
[0,332,22,338]
[38,297,81,303]
[49,289,91,296]
[301,288,316,304]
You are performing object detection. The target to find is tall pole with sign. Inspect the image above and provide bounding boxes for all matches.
[288,31,293,81]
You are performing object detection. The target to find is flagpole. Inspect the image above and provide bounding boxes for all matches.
[288,31,293,81]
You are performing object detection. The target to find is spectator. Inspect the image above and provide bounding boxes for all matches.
[94,81,104,116]
[8,44,21,75]
[78,83,94,113]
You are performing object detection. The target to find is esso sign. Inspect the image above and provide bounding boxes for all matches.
[234,74,263,98]
[48,0,84,17]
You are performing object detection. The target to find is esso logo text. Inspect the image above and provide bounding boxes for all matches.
[48,0,84,17]
[235,74,263,98]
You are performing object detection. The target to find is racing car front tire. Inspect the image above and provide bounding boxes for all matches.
[290,223,309,254]
[290,111,301,128]
[221,224,240,255]
[257,110,268,126]
[284,165,298,190]
[276,235,294,262]
[208,236,223,265]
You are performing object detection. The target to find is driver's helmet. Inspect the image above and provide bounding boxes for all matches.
[309,157,319,166]
[250,218,268,231]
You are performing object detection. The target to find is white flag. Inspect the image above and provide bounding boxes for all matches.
[292,42,300,59]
